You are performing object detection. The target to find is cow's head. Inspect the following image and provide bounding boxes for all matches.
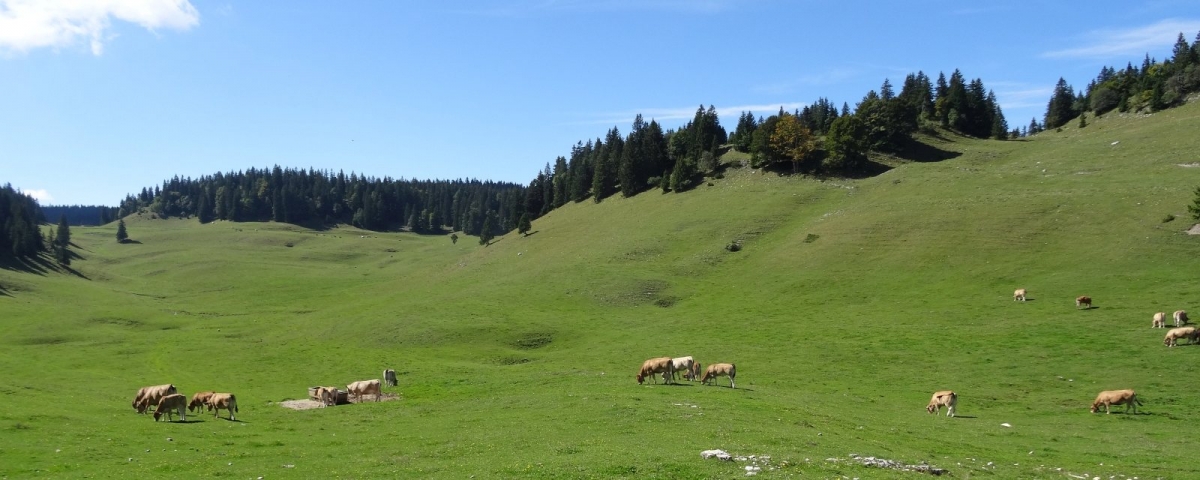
[635,374,644,384]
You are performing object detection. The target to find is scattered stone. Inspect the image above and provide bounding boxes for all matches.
[831,454,948,476]
[1001,423,1012,428]
[701,449,732,461]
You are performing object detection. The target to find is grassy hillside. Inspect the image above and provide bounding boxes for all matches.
[4,102,1200,478]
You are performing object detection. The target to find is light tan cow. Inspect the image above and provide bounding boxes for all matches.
[1090,389,1142,414]
[701,363,736,388]
[1164,326,1199,347]
[133,384,177,414]
[315,386,338,407]
[153,393,187,422]
[346,379,382,403]
[1153,312,1167,328]
[1076,296,1092,309]
[635,357,675,385]
[669,356,695,381]
[1013,289,1027,302]
[188,391,215,413]
[1174,310,1189,327]
[926,390,957,417]
[207,393,238,420]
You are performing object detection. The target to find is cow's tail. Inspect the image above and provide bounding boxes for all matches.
[232,395,239,412]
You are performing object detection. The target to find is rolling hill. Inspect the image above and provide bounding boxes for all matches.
[3,100,1200,478]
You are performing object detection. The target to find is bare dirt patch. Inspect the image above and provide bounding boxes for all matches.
[277,392,402,410]
[1187,224,1200,236]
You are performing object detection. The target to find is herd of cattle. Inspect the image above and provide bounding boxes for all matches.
[131,384,238,422]
[132,369,401,422]
[635,356,736,388]
[1004,289,1182,415]
[134,290,1186,423]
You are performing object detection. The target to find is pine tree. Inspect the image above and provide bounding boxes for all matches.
[479,215,496,245]
[116,218,128,243]
[517,213,532,236]
[1045,77,1077,129]
[55,215,70,247]
[1078,111,1087,128]
[1190,186,1200,220]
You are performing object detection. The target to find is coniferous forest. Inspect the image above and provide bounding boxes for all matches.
[6,30,1200,260]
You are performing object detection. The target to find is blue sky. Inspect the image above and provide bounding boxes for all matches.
[3,1,1199,206]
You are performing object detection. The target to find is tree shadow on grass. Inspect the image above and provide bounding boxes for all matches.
[950,415,977,419]
[0,253,53,275]
[0,284,10,297]
[894,139,963,163]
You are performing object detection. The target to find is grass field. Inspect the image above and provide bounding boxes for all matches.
[4,102,1200,479]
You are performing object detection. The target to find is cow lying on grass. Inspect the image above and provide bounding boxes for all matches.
[635,357,675,385]
[926,390,957,417]
[153,393,187,422]
[1164,327,1199,347]
[701,363,736,388]
[133,384,177,414]
[1090,389,1142,414]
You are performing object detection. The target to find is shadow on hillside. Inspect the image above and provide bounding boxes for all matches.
[0,284,9,297]
[951,415,977,419]
[119,239,143,245]
[894,139,963,163]
[0,253,54,276]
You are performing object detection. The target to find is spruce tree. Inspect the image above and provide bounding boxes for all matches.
[116,218,128,243]
[56,215,70,247]
[518,213,532,236]
[479,215,495,245]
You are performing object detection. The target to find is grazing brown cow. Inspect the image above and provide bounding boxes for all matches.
[133,384,177,414]
[635,357,675,385]
[346,379,382,403]
[1090,389,1142,414]
[208,393,238,420]
[1013,289,1027,302]
[1076,296,1092,309]
[701,363,736,388]
[1164,327,1199,347]
[153,393,187,422]
[188,391,215,413]
[1174,310,1189,327]
[926,390,957,417]
[1153,312,1167,328]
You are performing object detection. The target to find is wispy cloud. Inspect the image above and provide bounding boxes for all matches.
[0,0,199,56]
[584,102,807,126]
[20,188,53,203]
[754,67,861,95]
[1042,18,1200,59]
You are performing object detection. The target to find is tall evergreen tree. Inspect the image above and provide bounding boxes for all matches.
[116,218,129,243]
[1045,77,1077,129]
[55,214,70,247]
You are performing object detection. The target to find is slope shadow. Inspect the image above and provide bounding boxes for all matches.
[894,139,963,163]
[0,284,9,297]
[0,253,54,275]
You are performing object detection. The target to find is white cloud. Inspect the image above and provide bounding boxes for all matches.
[1042,18,1200,59]
[0,0,199,56]
[19,188,53,203]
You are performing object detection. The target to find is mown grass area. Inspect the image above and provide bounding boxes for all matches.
[3,102,1200,478]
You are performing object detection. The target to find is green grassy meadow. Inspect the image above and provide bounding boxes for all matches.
[4,102,1200,478]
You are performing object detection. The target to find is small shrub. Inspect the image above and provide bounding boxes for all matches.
[725,241,742,252]
[284,242,295,248]
[804,233,820,243]
[1162,213,1176,223]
